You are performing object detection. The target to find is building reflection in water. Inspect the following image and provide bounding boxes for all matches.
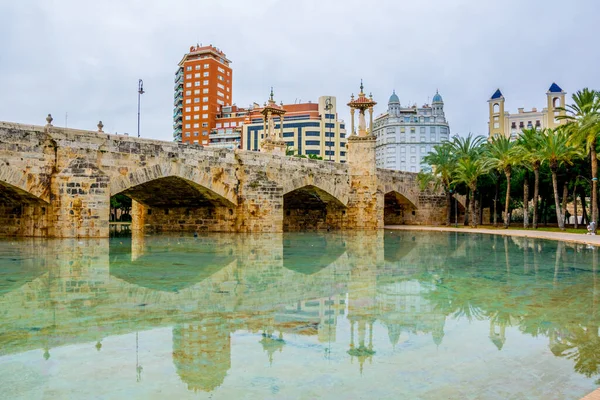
[0,231,600,392]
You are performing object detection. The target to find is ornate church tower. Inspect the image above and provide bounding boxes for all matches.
[488,89,506,138]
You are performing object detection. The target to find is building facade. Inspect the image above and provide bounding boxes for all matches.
[174,45,233,144]
[209,105,248,149]
[373,91,450,172]
[242,95,347,162]
[487,83,567,140]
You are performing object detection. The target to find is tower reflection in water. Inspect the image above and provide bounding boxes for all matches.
[0,230,599,393]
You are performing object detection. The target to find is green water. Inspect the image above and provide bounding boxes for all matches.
[0,230,599,399]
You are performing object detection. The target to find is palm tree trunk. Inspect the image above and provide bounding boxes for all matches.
[552,169,564,230]
[523,171,529,228]
[561,181,569,226]
[493,178,499,227]
[446,189,452,226]
[504,171,511,229]
[574,182,579,229]
[470,187,477,228]
[533,167,540,229]
[464,191,470,226]
[593,142,598,233]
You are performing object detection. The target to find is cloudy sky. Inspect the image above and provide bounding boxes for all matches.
[1,0,599,142]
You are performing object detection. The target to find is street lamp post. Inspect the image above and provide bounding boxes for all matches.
[137,79,145,138]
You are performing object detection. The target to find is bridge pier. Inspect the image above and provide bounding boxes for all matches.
[344,136,383,230]
[49,157,110,238]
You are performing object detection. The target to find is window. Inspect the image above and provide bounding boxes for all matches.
[194,98,200,103]
[186,82,192,88]
[203,80,209,85]
[519,122,524,128]
[193,115,199,120]
[193,123,199,128]
[203,72,209,77]
[410,146,416,153]
[185,115,191,120]
[186,74,192,79]
[511,122,517,129]
[184,90,191,96]
[185,123,190,128]
[400,147,406,153]
[217,91,224,97]
[202,96,208,102]
[194,89,200,95]
[420,127,426,133]
[217,99,224,105]
[400,127,405,133]
[226,87,230,92]
[217,75,224,81]
[217,83,224,90]
[202,122,208,127]
[194,81,200,87]
[535,120,541,127]
[185,132,190,137]
[231,122,237,127]
[224,122,230,127]
[185,99,191,104]
[193,106,199,111]
[204,64,209,68]
[410,127,415,133]
[194,132,198,137]
[420,136,426,142]
[218,66,224,73]
[203,88,209,94]
[202,105,208,110]
[420,146,426,153]
[193,139,199,144]
[494,122,500,129]
[430,134,436,141]
[185,107,191,112]
[203,130,208,136]
[194,73,200,78]
[202,114,208,118]
[186,66,192,71]
[430,127,436,133]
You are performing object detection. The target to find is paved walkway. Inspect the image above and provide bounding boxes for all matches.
[581,388,600,400]
[385,225,600,247]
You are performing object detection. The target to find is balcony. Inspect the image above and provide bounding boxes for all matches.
[173,110,182,120]
[173,93,183,105]
[174,80,183,90]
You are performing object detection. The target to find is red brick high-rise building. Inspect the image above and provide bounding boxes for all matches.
[174,45,233,144]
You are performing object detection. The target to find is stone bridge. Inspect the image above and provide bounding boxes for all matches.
[0,119,446,237]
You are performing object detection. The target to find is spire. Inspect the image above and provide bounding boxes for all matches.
[360,79,364,94]
[269,87,274,102]
[490,89,503,100]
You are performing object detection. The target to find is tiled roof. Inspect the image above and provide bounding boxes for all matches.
[490,89,503,100]
[548,82,563,93]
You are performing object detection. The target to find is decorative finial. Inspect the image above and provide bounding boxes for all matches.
[351,93,355,100]
[97,120,104,132]
[369,92,373,99]
[280,101,283,106]
[46,114,53,126]
[270,87,274,101]
[360,79,364,93]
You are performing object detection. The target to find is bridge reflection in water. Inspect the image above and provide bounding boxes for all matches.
[0,231,599,398]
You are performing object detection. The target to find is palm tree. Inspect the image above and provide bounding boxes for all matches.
[453,157,490,227]
[451,134,486,225]
[558,88,600,232]
[517,128,544,229]
[485,136,519,228]
[537,128,583,230]
[424,142,456,225]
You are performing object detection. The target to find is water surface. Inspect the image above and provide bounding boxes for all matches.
[0,231,599,399]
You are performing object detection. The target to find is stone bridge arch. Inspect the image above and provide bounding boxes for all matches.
[384,190,418,225]
[0,165,50,236]
[110,164,238,233]
[0,164,50,203]
[110,163,238,206]
[281,174,349,207]
[282,184,347,231]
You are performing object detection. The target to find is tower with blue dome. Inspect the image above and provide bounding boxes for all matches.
[373,89,450,172]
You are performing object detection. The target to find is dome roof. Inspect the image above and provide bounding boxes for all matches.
[388,90,400,104]
[432,91,443,103]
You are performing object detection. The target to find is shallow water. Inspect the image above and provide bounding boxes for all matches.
[0,230,599,399]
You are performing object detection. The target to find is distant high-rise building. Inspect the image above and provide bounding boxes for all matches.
[174,45,233,144]
[487,83,567,140]
[373,90,450,172]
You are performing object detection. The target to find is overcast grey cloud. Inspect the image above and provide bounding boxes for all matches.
[1,0,599,141]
